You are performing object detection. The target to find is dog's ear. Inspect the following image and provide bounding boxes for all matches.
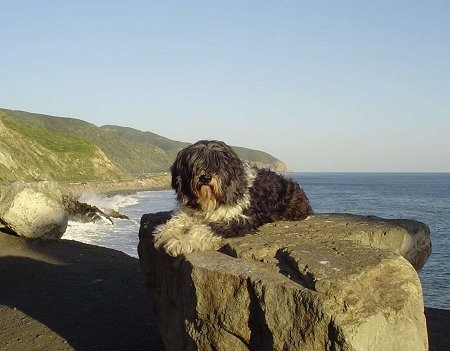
[171,174,182,193]
[170,157,180,191]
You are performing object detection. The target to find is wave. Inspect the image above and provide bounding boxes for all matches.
[63,190,176,257]
[77,190,139,212]
[63,220,113,245]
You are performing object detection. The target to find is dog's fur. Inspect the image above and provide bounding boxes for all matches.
[153,140,313,256]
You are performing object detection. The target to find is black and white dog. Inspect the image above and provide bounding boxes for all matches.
[153,140,313,256]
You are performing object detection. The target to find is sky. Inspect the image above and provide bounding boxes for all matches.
[1,1,449,172]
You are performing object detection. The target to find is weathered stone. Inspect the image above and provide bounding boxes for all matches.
[62,194,115,224]
[312,214,432,270]
[138,212,430,351]
[0,181,68,239]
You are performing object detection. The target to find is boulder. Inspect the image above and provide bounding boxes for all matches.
[0,181,68,239]
[138,212,430,351]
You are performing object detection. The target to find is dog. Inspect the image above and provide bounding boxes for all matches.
[153,140,313,256]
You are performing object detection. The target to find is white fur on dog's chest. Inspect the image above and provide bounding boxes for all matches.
[185,191,251,223]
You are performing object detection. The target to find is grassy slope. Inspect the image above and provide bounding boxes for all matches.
[0,112,125,181]
[1,109,174,174]
[0,108,287,180]
[101,125,285,169]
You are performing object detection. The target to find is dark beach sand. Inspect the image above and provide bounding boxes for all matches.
[0,233,448,351]
[0,234,163,351]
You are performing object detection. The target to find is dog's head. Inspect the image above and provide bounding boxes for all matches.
[171,140,248,212]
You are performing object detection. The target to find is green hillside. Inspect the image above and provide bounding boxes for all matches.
[0,112,125,181]
[0,108,287,182]
[101,124,285,170]
[1,109,174,174]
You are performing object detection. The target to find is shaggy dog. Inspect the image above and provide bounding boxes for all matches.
[153,140,313,256]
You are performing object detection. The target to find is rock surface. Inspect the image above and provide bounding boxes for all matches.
[0,181,68,239]
[138,212,430,351]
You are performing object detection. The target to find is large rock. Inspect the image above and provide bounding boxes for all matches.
[138,212,430,351]
[0,181,68,239]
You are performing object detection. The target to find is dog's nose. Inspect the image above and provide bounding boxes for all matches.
[199,175,212,184]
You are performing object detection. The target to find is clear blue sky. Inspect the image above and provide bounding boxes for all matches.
[1,1,449,172]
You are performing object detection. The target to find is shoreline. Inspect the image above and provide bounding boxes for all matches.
[57,173,172,198]
[1,173,172,199]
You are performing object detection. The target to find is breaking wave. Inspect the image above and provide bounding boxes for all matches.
[62,190,176,257]
[77,190,139,212]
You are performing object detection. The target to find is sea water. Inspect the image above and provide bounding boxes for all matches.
[62,173,450,310]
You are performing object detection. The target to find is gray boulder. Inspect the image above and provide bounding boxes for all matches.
[138,212,430,351]
[0,181,68,239]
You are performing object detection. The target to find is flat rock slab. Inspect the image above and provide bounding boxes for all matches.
[139,213,431,351]
[223,213,431,270]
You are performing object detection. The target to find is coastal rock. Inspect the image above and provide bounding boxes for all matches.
[62,195,115,224]
[138,213,430,351]
[106,209,130,220]
[291,213,432,271]
[0,181,68,239]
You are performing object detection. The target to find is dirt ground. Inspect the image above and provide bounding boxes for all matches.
[0,234,163,351]
[0,233,448,351]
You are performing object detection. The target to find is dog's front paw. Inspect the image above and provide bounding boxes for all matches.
[153,225,199,257]
[153,223,221,257]
[160,237,195,257]
[153,231,185,257]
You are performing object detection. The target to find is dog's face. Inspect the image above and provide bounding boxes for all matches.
[171,140,248,212]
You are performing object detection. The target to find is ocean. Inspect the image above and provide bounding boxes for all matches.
[62,172,450,310]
